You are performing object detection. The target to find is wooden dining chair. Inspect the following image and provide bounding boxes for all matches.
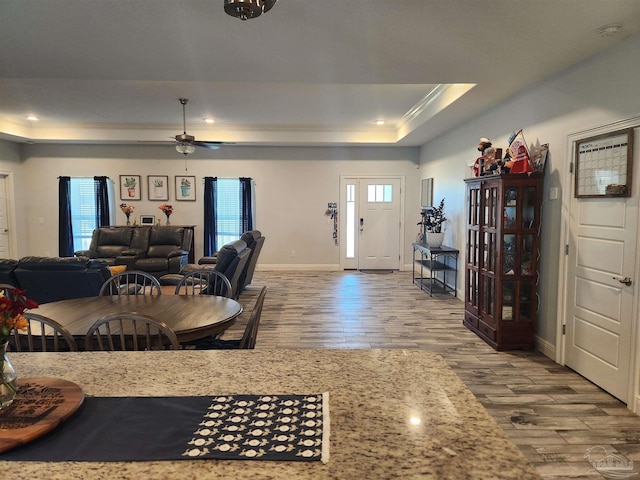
[11,313,78,352]
[191,286,267,350]
[99,270,162,296]
[0,283,17,299]
[84,312,180,351]
[174,269,232,298]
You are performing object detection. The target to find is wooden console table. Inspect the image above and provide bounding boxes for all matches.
[412,243,459,297]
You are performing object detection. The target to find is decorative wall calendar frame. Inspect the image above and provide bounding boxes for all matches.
[575,128,634,198]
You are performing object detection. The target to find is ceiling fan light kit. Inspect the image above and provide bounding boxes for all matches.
[224,0,277,21]
[174,98,225,155]
[176,143,196,155]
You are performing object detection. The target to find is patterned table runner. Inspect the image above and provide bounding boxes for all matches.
[1,393,330,463]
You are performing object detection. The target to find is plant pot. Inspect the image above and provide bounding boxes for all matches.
[426,232,445,248]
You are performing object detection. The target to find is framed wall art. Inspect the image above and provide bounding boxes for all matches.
[147,175,169,201]
[575,128,634,198]
[120,175,141,201]
[175,175,196,201]
[140,215,155,225]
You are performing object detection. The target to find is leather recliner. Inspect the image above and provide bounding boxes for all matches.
[212,240,251,299]
[75,226,192,278]
[76,228,133,265]
[238,231,265,293]
[198,230,265,294]
[119,226,193,278]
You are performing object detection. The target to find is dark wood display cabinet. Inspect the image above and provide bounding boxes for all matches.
[463,173,543,350]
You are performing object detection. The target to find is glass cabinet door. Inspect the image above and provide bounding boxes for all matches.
[522,187,536,229]
[503,187,517,229]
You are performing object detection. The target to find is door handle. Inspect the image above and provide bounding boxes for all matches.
[613,276,633,286]
[359,218,364,233]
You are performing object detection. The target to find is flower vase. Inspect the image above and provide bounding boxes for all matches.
[126,216,131,226]
[165,215,170,226]
[0,341,17,410]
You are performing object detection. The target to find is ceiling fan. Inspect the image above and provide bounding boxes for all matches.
[174,98,227,155]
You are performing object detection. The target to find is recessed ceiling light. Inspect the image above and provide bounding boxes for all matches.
[204,118,215,124]
[27,115,39,121]
[597,23,622,37]
[375,120,385,125]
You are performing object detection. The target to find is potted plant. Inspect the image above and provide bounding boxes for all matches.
[180,178,191,197]
[420,198,446,248]
[124,177,137,197]
[153,178,164,198]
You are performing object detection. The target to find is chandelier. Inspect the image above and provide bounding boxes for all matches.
[224,0,277,21]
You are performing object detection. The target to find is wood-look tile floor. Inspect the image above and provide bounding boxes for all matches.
[224,270,640,479]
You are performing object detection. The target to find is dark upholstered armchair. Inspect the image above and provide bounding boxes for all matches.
[213,239,251,299]
[238,231,265,293]
[198,230,265,294]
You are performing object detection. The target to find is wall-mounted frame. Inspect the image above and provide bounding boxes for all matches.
[140,215,155,225]
[575,128,634,198]
[421,178,434,207]
[120,175,141,201]
[175,175,196,201]
[147,175,169,201]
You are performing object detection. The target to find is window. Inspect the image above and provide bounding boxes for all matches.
[204,177,254,255]
[367,184,392,202]
[346,184,356,258]
[216,178,242,247]
[69,178,114,252]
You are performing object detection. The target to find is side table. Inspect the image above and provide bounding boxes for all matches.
[412,243,459,297]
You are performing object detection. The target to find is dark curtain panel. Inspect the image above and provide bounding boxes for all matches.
[239,177,253,232]
[94,176,111,227]
[58,176,74,257]
[203,177,218,255]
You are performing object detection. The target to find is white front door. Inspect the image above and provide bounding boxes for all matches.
[357,178,401,270]
[0,175,12,258]
[564,129,638,403]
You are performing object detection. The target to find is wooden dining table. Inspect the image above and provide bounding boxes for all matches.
[34,295,243,345]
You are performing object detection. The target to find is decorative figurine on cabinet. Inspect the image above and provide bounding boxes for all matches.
[504,129,533,174]
[472,137,492,177]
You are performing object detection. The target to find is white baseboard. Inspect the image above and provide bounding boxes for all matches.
[256,264,340,271]
[536,335,556,360]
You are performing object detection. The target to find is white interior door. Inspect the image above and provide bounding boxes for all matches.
[564,130,638,403]
[357,178,401,270]
[0,175,12,258]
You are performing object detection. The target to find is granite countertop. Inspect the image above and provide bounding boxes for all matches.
[2,349,540,479]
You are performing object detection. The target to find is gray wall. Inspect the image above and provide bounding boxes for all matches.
[2,143,421,267]
[417,31,640,353]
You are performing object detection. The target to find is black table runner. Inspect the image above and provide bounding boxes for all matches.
[1,394,329,463]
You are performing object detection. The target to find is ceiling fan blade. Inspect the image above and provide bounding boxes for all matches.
[193,140,234,150]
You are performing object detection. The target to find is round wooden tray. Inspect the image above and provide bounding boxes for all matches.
[0,377,84,453]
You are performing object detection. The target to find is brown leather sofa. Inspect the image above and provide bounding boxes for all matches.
[75,226,192,278]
